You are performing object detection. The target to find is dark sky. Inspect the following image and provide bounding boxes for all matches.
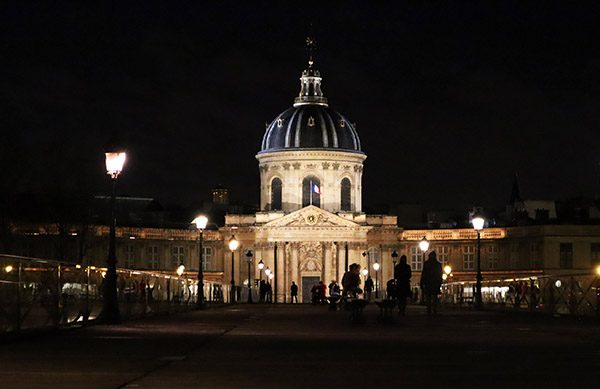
[2,1,600,212]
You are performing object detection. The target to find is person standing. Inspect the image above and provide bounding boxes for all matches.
[420,251,443,315]
[290,281,298,303]
[364,276,374,301]
[394,255,412,315]
[341,263,362,299]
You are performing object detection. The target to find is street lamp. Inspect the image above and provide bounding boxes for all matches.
[419,236,429,265]
[246,250,253,303]
[101,142,126,324]
[443,265,452,281]
[265,267,271,277]
[472,213,485,310]
[362,268,368,277]
[176,264,185,276]
[193,215,208,309]
[258,259,264,284]
[391,250,398,267]
[229,235,239,304]
[373,261,380,299]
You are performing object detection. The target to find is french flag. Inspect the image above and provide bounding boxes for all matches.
[312,182,322,195]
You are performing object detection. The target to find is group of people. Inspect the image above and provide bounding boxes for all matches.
[287,251,444,315]
[389,252,443,315]
[259,280,273,303]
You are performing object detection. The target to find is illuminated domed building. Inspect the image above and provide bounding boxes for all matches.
[222,55,399,302]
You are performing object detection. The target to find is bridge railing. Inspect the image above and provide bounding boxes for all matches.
[0,254,223,333]
[441,272,600,317]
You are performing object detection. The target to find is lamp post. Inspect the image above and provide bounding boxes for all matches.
[472,214,485,310]
[246,250,253,303]
[373,261,380,299]
[391,250,398,267]
[265,266,271,278]
[193,215,208,309]
[101,145,126,324]
[229,235,239,304]
[419,236,429,266]
[258,260,264,284]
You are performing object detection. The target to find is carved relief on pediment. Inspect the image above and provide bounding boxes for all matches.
[299,241,322,260]
[299,258,322,273]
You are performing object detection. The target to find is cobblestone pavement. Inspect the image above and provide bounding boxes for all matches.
[1,303,599,388]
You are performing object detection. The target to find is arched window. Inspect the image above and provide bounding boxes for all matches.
[368,247,380,264]
[302,175,321,207]
[271,177,282,210]
[340,178,351,211]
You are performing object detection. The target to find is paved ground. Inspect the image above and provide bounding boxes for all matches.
[1,303,599,388]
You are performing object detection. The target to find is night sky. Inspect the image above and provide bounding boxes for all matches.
[3,1,600,213]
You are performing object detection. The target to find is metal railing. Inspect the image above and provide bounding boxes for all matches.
[441,272,600,317]
[0,254,223,332]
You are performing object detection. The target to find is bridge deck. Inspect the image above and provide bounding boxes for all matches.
[1,304,598,388]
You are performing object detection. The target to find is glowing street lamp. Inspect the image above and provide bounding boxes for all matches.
[362,268,368,277]
[229,235,239,304]
[192,215,208,309]
[265,267,271,277]
[101,137,126,324]
[246,250,253,303]
[176,264,185,276]
[258,259,264,284]
[373,261,380,299]
[419,236,429,266]
[472,212,485,310]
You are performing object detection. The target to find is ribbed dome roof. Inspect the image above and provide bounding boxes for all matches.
[260,105,361,152]
[259,60,363,154]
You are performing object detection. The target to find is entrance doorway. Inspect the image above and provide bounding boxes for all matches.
[302,276,320,303]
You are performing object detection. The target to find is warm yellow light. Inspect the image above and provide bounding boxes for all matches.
[444,265,452,275]
[229,235,239,251]
[265,267,271,276]
[419,236,429,252]
[105,152,126,177]
[101,271,106,278]
[362,268,368,276]
[4,265,13,273]
[472,216,485,231]
[373,262,380,271]
[596,266,600,276]
[177,264,185,276]
[193,215,208,230]
[442,274,448,280]
[268,273,274,280]
[258,260,264,270]
[75,264,82,269]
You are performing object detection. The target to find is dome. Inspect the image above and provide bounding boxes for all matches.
[259,61,363,154]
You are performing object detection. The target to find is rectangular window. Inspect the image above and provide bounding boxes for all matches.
[147,245,160,270]
[559,243,573,269]
[410,246,423,271]
[125,244,135,269]
[463,246,475,270]
[202,247,213,271]
[591,243,600,267]
[510,243,519,269]
[437,246,450,265]
[488,245,499,270]
[530,243,539,268]
[172,246,184,266]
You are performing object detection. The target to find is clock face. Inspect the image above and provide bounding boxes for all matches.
[305,213,318,225]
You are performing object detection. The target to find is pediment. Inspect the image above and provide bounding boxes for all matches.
[262,205,360,228]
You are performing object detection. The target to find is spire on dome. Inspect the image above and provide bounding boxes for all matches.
[294,36,328,107]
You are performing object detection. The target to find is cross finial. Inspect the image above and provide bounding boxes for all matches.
[305,36,316,66]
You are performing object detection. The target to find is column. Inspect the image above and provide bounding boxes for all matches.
[276,242,285,303]
[292,243,299,298]
[323,241,330,283]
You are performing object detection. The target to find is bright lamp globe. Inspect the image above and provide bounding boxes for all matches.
[472,217,485,231]
[193,216,208,229]
[105,152,126,176]
[229,236,239,251]
[373,262,380,271]
[419,238,429,252]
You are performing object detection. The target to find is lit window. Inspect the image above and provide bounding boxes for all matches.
[410,247,423,271]
[463,246,475,270]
